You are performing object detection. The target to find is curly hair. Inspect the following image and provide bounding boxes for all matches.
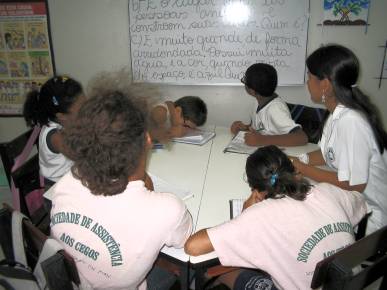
[246,145,311,201]
[63,87,148,196]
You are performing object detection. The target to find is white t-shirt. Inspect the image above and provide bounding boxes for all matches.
[39,121,73,182]
[251,96,300,135]
[207,183,366,290]
[50,172,193,290]
[319,104,387,234]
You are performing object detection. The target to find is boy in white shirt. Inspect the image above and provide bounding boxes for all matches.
[231,63,308,146]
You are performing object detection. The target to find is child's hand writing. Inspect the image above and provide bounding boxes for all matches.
[230,121,248,135]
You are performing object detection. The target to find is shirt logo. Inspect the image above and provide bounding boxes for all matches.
[327,147,335,163]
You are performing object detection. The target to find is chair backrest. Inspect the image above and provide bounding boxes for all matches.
[1,204,80,289]
[311,225,387,290]
[11,154,45,224]
[0,129,39,186]
[286,103,328,144]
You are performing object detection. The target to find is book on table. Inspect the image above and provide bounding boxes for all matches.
[223,131,258,154]
[172,129,215,146]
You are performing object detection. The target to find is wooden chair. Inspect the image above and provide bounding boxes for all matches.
[311,225,387,290]
[287,103,328,144]
[1,203,80,290]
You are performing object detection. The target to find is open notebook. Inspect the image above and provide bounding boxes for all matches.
[223,131,258,154]
[172,129,215,146]
[148,173,194,201]
[229,199,245,219]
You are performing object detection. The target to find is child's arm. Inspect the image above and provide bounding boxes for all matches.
[230,121,250,135]
[49,130,66,153]
[288,150,326,166]
[244,127,308,146]
[168,124,190,138]
[149,105,171,143]
[184,229,214,256]
[292,159,367,192]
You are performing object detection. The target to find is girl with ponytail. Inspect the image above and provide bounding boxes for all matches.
[23,75,85,185]
[185,145,366,290]
[291,44,387,234]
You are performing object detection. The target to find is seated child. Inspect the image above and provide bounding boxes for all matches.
[231,63,308,146]
[150,96,207,142]
[185,145,366,290]
[23,76,85,185]
[50,79,193,289]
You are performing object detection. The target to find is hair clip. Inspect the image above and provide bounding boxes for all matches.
[351,84,357,88]
[52,95,59,106]
[270,173,278,186]
[61,76,69,82]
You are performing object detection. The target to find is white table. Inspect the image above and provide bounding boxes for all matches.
[44,125,319,289]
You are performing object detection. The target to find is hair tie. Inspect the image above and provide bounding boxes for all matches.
[351,84,357,88]
[270,173,278,186]
[52,96,59,106]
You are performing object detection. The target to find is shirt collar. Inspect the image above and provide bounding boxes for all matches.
[256,93,278,113]
[331,104,348,120]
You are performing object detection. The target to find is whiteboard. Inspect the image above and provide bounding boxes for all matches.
[128,0,309,85]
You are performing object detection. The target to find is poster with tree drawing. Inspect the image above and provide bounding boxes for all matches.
[323,0,370,25]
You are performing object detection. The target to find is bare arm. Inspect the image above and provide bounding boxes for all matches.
[184,229,214,256]
[307,149,326,166]
[288,149,326,166]
[244,128,308,147]
[293,159,366,192]
[149,106,171,142]
[50,131,66,153]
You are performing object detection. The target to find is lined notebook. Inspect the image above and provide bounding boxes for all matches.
[229,199,245,219]
[223,131,258,154]
[172,129,215,146]
[149,173,194,201]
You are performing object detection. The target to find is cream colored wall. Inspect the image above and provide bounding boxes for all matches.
[1,0,386,142]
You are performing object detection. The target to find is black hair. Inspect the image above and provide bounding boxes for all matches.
[23,76,83,127]
[246,145,311,201]
[174,96,207,126]
[244,63,278,97]
[306,44,387,154]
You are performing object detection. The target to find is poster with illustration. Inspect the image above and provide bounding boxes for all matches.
[323,0,370,25]
[383,50,387,80]
[0,26,4,49]
[29,51,52,77]
[8,51,29,77]
[0,1,54,115]
[26,21,48,49]
[0,52,9,77]
[3,22,25,50]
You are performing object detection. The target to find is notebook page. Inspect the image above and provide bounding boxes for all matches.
[229,199,245,219]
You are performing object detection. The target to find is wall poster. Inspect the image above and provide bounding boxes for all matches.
[323,0,370,25]
[0,0,55,115]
